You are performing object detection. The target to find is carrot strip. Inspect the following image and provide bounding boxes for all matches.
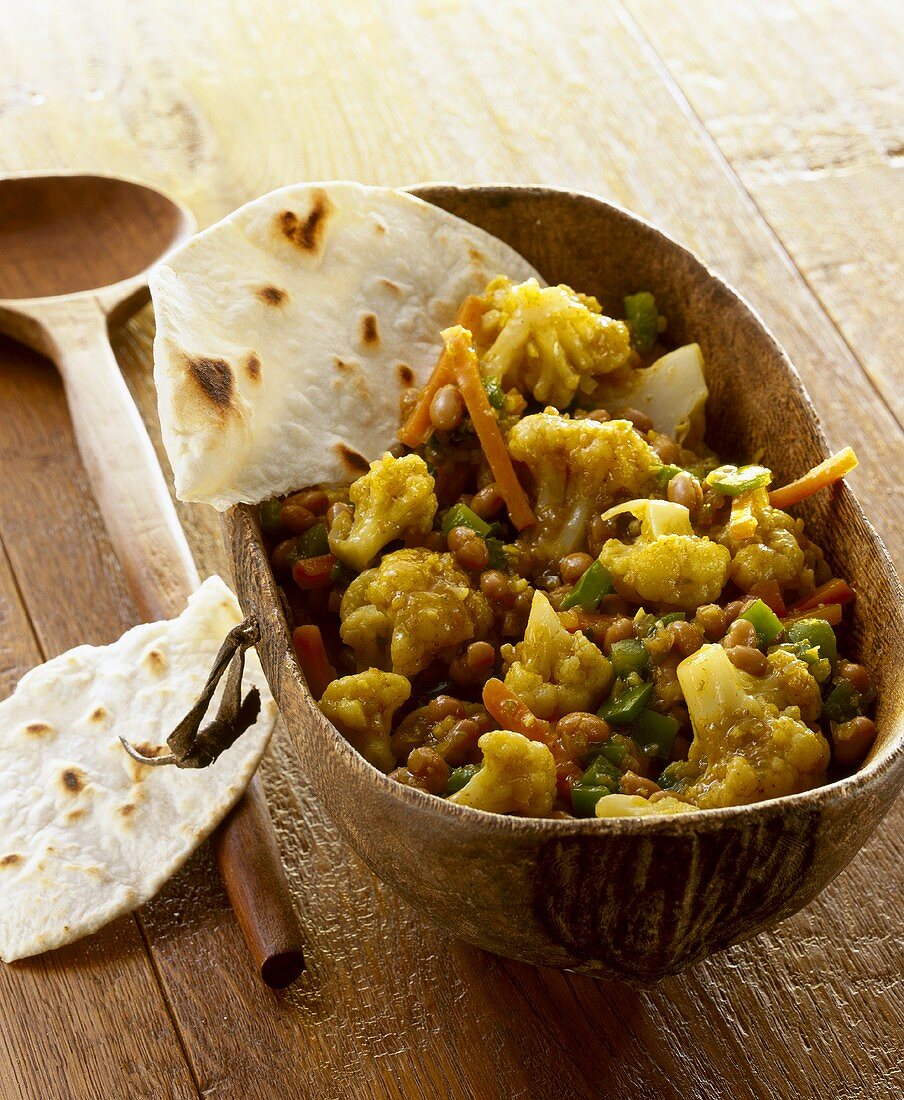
[769,447,858,510]
[748,580,786,617]
[446,326,536,530]
[397,296,486,448]
[729,492,758,541]
[292,554,336,590]
[791,577,855,611]
[292,625,337,699]
[482,678,551,743]
[782,603,844,627]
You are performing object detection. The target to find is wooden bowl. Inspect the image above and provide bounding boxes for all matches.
[224,186,904,984]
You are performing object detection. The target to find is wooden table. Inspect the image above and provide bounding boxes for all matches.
[1,2,901,1097]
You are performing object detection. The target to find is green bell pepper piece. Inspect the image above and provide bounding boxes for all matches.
[609,638,649,678]
[786,618,837,667]
[705,464,773,496]
[561,560,613,611]
[624,291,660,353]
[740,598,784,647]
[442,503,492,538]
[824,680,862,723]
[296,522,330,559]
[445,764,482,795]
[571,785,611,817]
[598,682,654,725]
[632,709,679,757]
[259,498,283,535]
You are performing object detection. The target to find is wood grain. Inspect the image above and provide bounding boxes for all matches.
[0,1,901,1098]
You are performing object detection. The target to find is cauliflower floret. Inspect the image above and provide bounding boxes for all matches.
[503,590,612,719]
[507,410,659,563]
[476,277,633,408]
[597,499,730,609]
[717,488,813,595]
[448,729,556,816]
[340,548,493,676]
[328,452,437,571]
[668,643,829,809]
[594,793,694,817]
[318,669,411,772]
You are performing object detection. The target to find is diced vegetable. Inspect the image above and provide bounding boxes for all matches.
[785,618,837,666]
[728,491,759,540]
[740,598,784,647]
[783,603,844,627]
[624,291,660,353]
[482,678,552,742]
[292,554,336,589]
[706,464,773,497]
[597,682,653,725]
[824,680,862,724]
[560,560,613,610]
[292,625,337,699]
[445,764,482,795]
[791,578,855,611]
[582,754,623,789]
[571,785,612,817]
[485,537,508,571]
[330,559,357,586]
[483,378,506,410]
[748,580,786,616]
[442,502,492,538]
[632,709,679,757]
[769,447,858,510]
[259,498,283,534]
[609,638,649,677]
[656,611,686,627]
[296,522,330,558]
[652,463,684,487]
[446,326,536,531]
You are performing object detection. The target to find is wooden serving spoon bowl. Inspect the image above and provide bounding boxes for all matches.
[226,186,904,983]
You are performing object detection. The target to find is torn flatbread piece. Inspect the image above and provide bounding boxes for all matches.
[0,575,276,962]
[151,181,539,509]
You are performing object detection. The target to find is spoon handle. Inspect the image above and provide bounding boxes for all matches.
[48,300,304,987]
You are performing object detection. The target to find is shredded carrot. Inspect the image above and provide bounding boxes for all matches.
[482,678,551,743]
[729,492,758,541]
[748,580,786,617]
[769,447,858,510]
[396,296,485,448]
[782,603,844,627]
[292,625,337,699]
[791,577,855,611]
[446,327,536,530]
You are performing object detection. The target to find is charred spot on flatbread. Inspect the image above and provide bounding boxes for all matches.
[61,768,85,794]
[257,285,287,306]
[360,312,380,348]
[186,355,234,410]
[396,363,414,387]
[0,853,22,868]
[245,353,262,382]
[118,803,137,819]
[278,189,333,253]
[24,721,52,738]
[334,443,369,477]
[142,649,167,676]
[380,278,402,294]
[89,706,107,723]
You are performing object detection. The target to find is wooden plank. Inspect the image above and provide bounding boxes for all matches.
[0,353,199,1100]
[623,0,904,426]
[0,2,901,1099]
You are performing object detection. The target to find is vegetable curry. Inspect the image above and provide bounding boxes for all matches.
[262,276,876,819]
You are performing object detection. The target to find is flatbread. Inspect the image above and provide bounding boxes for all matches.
[0,576,277,962]
[151,182,539,509]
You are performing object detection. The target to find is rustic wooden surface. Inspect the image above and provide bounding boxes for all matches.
[0,1,900,1097]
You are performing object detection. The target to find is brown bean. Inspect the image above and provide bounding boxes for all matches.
[326,502,353,529]
[465,641,496,675]
[621,407,654,433]
[280,503,317,533]
[694,603,726,640]
[407,747,450,794]
[652,435,682,465]
[559,552,595,585]
[836,660,871,692]
[453,534,489,572]
[726,645,768,675]
[603,617,635,654]
[429,384,464,433]
[285,489,329,514]
[555,711,610,756]
[446,526,473,553]
[667,619,705,657]
[586,408,610,422]
[470,483,504,519]
[481,569,513,606]
[724,617,758,649]
[513,587,535,618]
[590,514,619,547]
[427,695,466,723]
[667,471,703,514]
[389,766,426,790]
[831,716,877,769]
[620,771,661,798]
[271,538,299,574]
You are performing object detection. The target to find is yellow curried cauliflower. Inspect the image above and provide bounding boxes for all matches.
[448,729,556,816]
[507,410,659,562]
[717,488,813,595]
[319,669,411,772]
[595,793,694,817]
[476,277,633,408]
[597,499,730,609]
[503,591,612,719]
[328,452,437,572]
[340,548,493,677]
[666,643,829,809]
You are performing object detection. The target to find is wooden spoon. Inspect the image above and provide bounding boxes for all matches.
[0,171,303,987]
